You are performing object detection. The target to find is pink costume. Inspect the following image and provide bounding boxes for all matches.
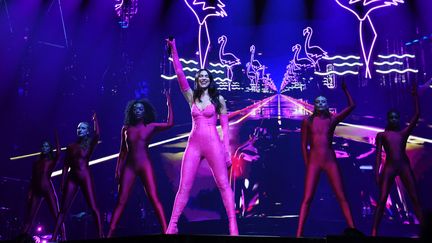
[165,39,238,235]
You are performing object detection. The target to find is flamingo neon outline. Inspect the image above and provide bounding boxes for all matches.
[246,45,265,92]
[292,44,314,70]
[184,0,227,68]
[302,27,328,71]
[335,0,404,79]
[217,35,241,90]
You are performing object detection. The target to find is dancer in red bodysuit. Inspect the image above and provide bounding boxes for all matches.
[372,84,423,236]
[107,92,172,237]
[297,81,357,237]
[51,113,103,240]
[22,132,66,239]
[165,39,238,235]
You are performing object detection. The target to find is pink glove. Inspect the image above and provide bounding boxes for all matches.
[220,114,231,167]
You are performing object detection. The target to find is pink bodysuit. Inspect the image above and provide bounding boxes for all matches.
[166,38,237,235]
[166,103,237,235]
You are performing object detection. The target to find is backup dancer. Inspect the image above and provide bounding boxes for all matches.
[22,132,66,239]
[107,92,172,236]
[372,84,423,236]
[51,113,103,240]
[297,81,358,237]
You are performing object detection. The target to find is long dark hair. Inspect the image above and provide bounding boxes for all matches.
[124,99,156,126]
[193,69,222,114]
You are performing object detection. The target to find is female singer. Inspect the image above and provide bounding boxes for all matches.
[165,39,238,235]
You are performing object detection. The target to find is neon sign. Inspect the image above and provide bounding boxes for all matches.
[335,0,405,78]
[218,35,241,91]
[184,0,227,68]
[303,27,328,70]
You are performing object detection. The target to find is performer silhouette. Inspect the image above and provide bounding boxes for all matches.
[22,132,66,239]
[51,113,103,240]
[372,83,423,236]
[297,80,357,237]
[107,92,172,236]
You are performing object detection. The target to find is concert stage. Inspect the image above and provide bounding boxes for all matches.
[12,234,424,243]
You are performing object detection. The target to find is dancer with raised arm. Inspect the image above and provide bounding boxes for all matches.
[165,38,238,235]
[297,80,359,237]
[107,91,173,237]
[22,132,66,239]
[372,83,423,236]
[51,113,103,240]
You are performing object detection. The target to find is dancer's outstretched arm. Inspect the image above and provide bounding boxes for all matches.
[54,129,61,163]
[153,90,174,131]
[219,96,231,163]
[88,112,100,155]
[403,83,420,135]
[92,112,100,141]
[334,79,356,123]
[166,39,193,105]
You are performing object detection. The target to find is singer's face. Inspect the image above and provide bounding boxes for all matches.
[197,70,210,89]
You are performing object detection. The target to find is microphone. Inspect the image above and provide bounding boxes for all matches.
[166,36,174,56]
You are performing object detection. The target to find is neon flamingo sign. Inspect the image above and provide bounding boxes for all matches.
[246,45,265,92]
[217,35,241,91]
[184,0,227,68]
[335,0,405,79]
[303,27,328,70]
